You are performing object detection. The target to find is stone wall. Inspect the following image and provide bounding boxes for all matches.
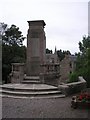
[58,76,87,96]
[40,72,60,86]
[60,54,76,83]
[40,63,60,86]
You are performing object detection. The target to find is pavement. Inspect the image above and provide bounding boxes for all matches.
[1,95,90,119]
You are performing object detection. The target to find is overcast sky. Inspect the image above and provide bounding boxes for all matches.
[0,0,89,54]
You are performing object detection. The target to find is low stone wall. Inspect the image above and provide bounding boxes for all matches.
[10,63,25,83]
[58,76,87,96]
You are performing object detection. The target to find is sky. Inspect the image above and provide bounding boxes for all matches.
[0,0,89,54]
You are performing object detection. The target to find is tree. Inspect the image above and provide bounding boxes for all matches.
[57,49,65,61]
[79,36,90,54]
[2,24,26,83]
[2,24,25,46]
[2,44,26,83]
[57,49,71,61]
[72,36,90,87]
[46,48,52,54]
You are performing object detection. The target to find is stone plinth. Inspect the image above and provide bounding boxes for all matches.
[26,20,46,76]
[10,63,25,83]
[40,63,60,86]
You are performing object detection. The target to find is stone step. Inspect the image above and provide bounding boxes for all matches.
[0,83,65,98]
[22,80,41,84]
[0,93,65,99]
[0,84,58,92]
[24,76,40,81]
[1,86,58,92]
[0,89,62,97]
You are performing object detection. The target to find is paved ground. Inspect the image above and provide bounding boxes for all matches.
[1,95,90,119]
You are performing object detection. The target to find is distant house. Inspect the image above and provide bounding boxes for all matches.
[46,47,59,64]
[45,47,77,83]
[60,54,77,83]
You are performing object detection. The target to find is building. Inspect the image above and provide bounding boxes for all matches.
[46,47,59,64]
[60,54,77,83]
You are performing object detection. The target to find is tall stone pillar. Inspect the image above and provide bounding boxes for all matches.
[26,20,46,76]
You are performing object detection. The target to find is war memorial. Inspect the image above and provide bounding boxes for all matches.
[0,20,89,119]
[0,20,86,98]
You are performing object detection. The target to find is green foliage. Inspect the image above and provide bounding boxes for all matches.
[68,72,78,83]
[2,64,11,83]
[2,44,26,83]
[2,24,26,83]
[68,36,90,87]
[72,36,90,87]
[57,49,71,61]
[79,36,90,53]
[46,48,52,54]
[57,49,65,61]
[2,24,25,46]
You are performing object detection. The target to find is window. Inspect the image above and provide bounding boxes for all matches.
[69,62,72,68]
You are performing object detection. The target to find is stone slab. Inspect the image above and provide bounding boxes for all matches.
[0,83,58,90]
[0,83,65,98]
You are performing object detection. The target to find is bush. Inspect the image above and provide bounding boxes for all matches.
[68,72,78,83]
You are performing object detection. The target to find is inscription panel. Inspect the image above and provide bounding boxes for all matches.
[31,38,40,57]
[31,31,39,38]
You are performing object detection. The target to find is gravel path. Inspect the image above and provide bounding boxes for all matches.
[1,96,89,118]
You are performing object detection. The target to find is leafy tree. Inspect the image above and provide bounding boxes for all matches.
[57,49,65,61]
[57,49,71,61]
[2,24,25,46]
[2,24,26,83]
[70,36,90,87]
[46,48,52,54]
[2,44,26,83]
[79,36,90,53]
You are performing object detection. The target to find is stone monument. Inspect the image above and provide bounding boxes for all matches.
[26,20,46,76]
[9,20,60,85]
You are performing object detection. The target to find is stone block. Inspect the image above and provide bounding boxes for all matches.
[58,85,69,96]
[39,73,45,83]
[10,63,25,83]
